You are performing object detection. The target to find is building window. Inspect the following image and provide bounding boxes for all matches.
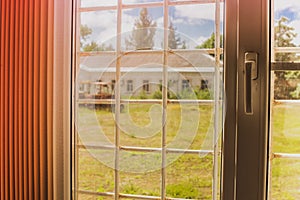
[111,80,116,91]
[201,79,208,90]
[127,80,133,92]
[182,79,190,90]
[143,80,150,93]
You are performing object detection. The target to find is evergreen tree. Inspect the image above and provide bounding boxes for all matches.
[168,23,181,49]
[125,8,157,50]
[181,41,187,49]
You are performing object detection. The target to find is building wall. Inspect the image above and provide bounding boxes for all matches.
[77,70,216,97]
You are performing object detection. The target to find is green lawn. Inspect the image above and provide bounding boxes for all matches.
[76,103,300,200]
[270,103,300,200]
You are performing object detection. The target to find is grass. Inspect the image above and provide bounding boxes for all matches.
[76,103,300,199]
[270,102,300,200]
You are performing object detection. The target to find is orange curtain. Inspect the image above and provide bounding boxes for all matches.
[0,0,54,199]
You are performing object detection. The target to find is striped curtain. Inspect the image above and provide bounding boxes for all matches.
[0,0,70,199]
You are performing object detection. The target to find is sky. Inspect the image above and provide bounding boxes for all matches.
[275,0,300,45]
[80,0,300,49]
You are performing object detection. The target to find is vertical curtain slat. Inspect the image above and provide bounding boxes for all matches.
[8,0,15,199]
[33,0,41,198]
[40,0,48,199]
[14,0,20,198]
[0,0,4,199]
[27,0,34,198]
[4,0,10,199]
[47,0,54,199]
[18,0,24,198]
[0,0,60,199]
[23,0,29,199]
[0,0,6,199]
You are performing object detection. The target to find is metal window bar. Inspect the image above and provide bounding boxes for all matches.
[161,1,169,199]
[79,0,225,12]
[213,0,221,199]
[114,0,122,199]
[77,190,190,200]
[77,144,220,155]
[76,0,223,200]
[78,48,224,56]
[272,153,300,159]
[271,62,300,71]
[76,99,217,105]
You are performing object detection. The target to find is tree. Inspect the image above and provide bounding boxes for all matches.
[181,41,187,49]
[196,33,223,49]
[80,24,92,48]
[83,42,114,52]
[274,17,300,99]
[196,33,223,59]
[125,8,157,50]
[274,17,298,61]
[80,24,114,52]
[168,23,181,49]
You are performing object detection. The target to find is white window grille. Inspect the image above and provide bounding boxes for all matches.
[75,0,223,200]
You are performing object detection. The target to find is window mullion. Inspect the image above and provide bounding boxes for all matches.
[114,0,122,200]
[161,0,169,199]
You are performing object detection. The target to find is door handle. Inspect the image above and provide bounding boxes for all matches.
[244,52,258,114]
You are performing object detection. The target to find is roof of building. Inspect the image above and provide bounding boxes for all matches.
[79,50,220,69]
[80,66,219,73]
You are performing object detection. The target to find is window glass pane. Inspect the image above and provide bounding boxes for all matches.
[122,7,163,50]
[80,10,117,52]
[166,154,214,199]
[270,0,300,198]
[271,92,300,154]
[80,0,117,8]
[75,1,224,199]
[123,0,163,4]
[270,159,300,199]
[119,153,161,196]
[169,3,224,49]
[77,148,115,193]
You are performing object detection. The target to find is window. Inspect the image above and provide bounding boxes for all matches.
[111,79,116,91]
[143,80,150,93]
[201,79,208,90]
[127,80,133,92]
[182,79,190,90]
[75,1,224,200]
[269,0,300,199]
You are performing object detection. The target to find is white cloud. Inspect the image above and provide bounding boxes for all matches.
[81,11,117,29]
[274,0,300,17]
[81,11,136,44]
[196,36,209,45]
[174,3,224,23]
[274,0,300,45]
[81,0,117,7]
[289,20,300,45]
[80,2,224,48]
